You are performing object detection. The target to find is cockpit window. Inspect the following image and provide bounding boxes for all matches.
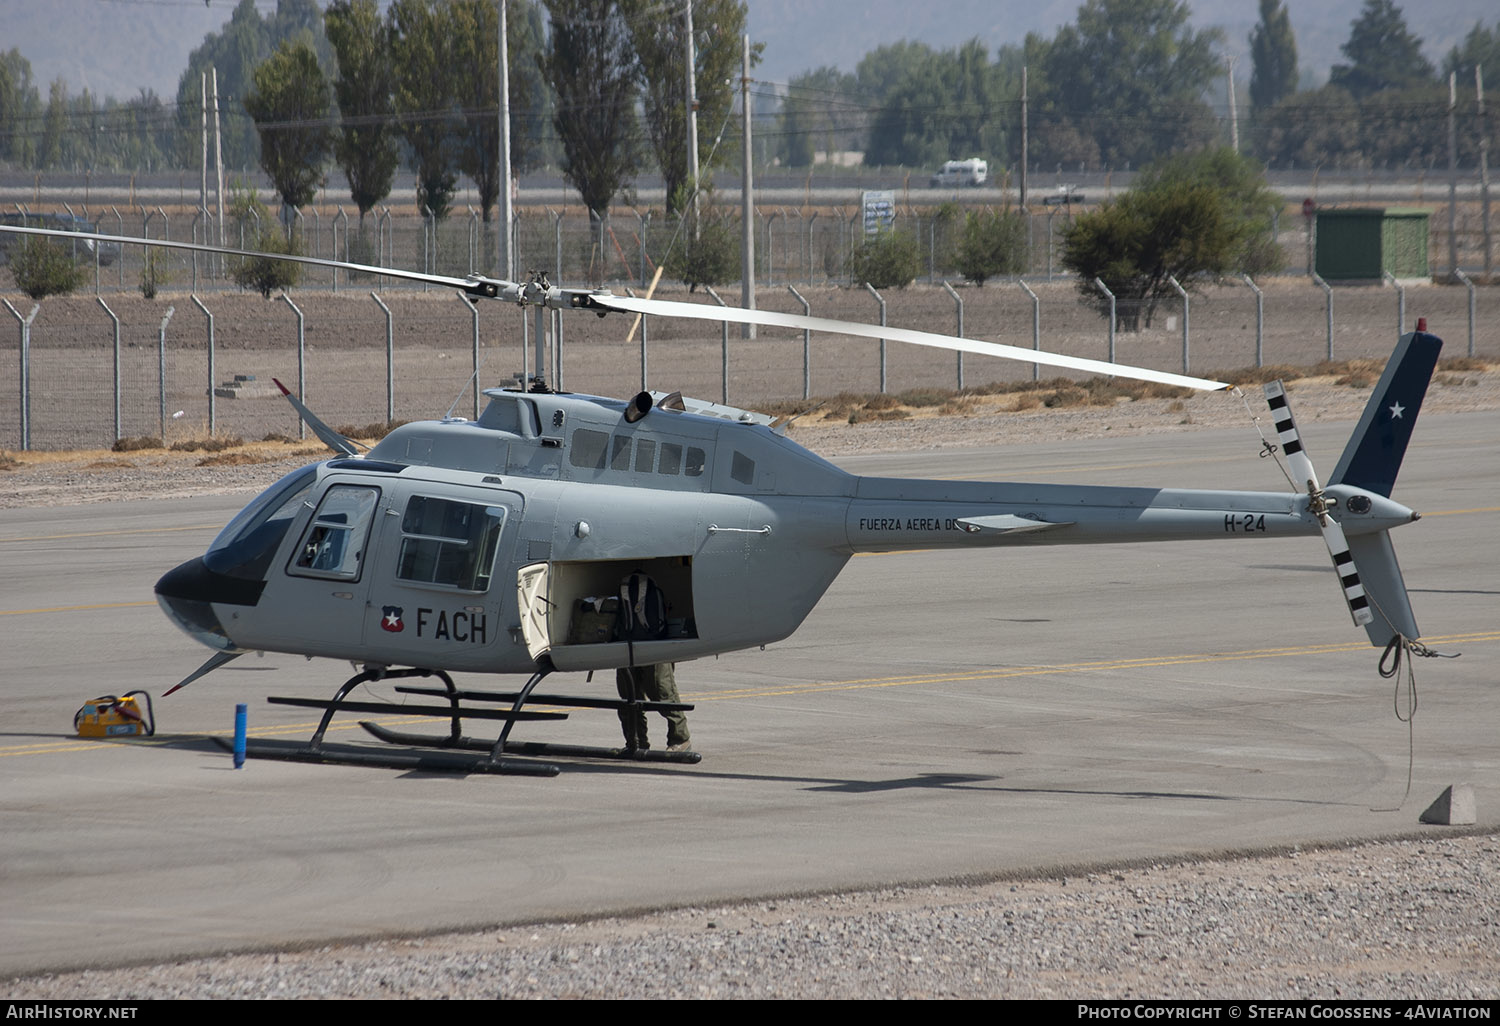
[289,485,379,580]
[203,465,318,580]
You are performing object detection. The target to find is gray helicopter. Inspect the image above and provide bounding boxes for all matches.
[1,224,1440,774]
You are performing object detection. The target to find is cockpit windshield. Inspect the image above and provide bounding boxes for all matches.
[203,465,318,580]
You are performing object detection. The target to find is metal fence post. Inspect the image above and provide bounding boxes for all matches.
[805,211,818,285]
[192,295,215,435]
[467,206,479,273]
[786,285,811,400]
[1454,269,1476,356]
[941,281,964,389]
[110,206,123,287]
[1018,279,1040,381]
[1312,273,1333,360]
[157,305,174,440]
[279,294,304,439]
[97,298,120,442]
[3,300,38,450]
[456,292,481,419]
[371,292,394,422]
[1240,273,1264,367]
[1094,278,1116,363]
[706,286,731,403]
[864,282,887,393]
[1167,275,1190,374]
[332,207,348,293]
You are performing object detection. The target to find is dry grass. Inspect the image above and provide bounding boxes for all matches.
[198,451,273,467]
[169,436,245,453]
[334,421,406,442]
[112,435,163,452]
[0,451,19,472]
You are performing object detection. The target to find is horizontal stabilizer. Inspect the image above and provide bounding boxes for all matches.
[1330,330,1442,497]
[1345,529,1420,646]
[956,514,1072,535]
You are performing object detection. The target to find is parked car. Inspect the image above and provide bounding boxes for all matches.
[0,212,120,267]
[929,158,989,188]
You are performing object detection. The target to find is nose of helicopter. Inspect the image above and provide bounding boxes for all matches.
[154,556,262,651]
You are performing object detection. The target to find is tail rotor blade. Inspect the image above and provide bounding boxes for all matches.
[1321,514,1375,627]
[1265,380,1373,628]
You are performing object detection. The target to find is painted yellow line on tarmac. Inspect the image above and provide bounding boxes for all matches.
[0,600,157,616]
[0,524,220,543]
[1422,507,1500,517]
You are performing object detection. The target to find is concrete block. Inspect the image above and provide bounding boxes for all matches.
[1419,783,1476,825]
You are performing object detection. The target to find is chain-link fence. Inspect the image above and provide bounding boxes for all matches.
[4,269,1495,451]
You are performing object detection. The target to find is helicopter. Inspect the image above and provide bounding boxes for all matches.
[1,223,1442,775]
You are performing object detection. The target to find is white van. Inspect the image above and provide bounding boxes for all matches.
[929,158,988,188]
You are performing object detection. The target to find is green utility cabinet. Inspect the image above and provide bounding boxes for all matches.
[1314,207,1429,280]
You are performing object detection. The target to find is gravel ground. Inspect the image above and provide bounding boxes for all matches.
[8,834,1497,999]
[4,358,1497,1000]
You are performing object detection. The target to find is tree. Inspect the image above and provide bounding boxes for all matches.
[956,208,1026,286]
[390,0,461,219]
[0,49,42,166]
[325,0,399,222]
[1132,147,1284,275]
[40,78,66,168]
[1061,151,1277,330]
[174,0,333,173]
[1442,20,1500,81]
[244,40,334,211]
[777,66,859,168]
[1329,0,1434,100]
[1034,0,1222,168]
[542,0,639,226]
[1254,85,1362,167]
[865,39,1003,169]
[1249,0,1298,110]
[623,0,752,217]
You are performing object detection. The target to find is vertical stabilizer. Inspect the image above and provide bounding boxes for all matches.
[1346,530,1420,646]
[1329,331,1442,497]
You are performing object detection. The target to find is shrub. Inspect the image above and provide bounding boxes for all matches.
[956,208,1025,286]
[10,238,84,299]
[850,228,919,289]
[663,211,739,292]
[233,225,303,298]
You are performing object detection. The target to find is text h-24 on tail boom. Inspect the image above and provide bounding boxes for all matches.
[2,224,1437,771]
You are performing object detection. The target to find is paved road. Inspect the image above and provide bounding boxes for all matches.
[2,412,1495,978]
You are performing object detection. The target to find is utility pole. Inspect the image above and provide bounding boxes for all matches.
[200,72,208,220]
[740,34,755,337]
[1448,71,1458,280]
[498,0,513,282]
[1226,55,1238,152]
[212,68,224,262]
[685,0,700,235]
[1479,67,1492,280]
[1019,65,1028,209]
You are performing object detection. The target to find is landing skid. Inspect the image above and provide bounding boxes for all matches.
[359,722,702,764]
[251,665,700,774]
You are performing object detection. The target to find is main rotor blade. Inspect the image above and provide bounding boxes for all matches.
[0,223,503,297]
[585,293,1231,393]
